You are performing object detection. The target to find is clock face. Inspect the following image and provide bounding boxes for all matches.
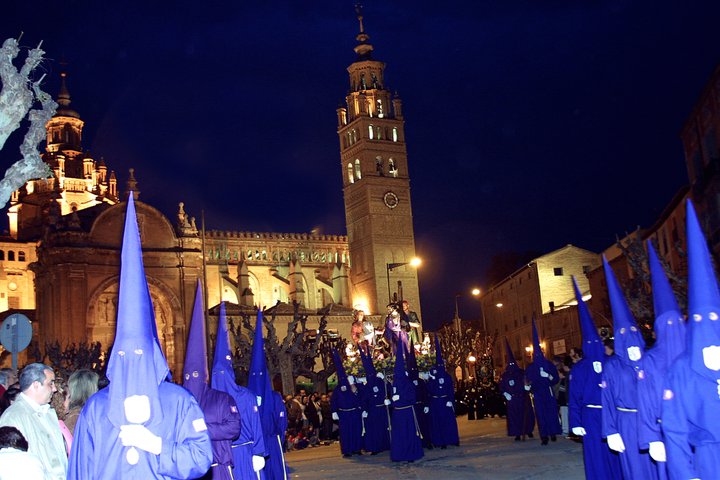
[383,191,399,209]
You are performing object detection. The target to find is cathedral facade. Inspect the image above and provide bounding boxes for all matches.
[0,14,422,375]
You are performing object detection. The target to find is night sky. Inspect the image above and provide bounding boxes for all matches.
[3,1,720,331]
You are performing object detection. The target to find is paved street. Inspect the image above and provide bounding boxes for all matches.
[285,416,585,479]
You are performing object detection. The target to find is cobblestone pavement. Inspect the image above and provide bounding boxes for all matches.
[285,416,586,479]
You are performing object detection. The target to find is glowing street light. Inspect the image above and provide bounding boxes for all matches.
[386,257,422,303]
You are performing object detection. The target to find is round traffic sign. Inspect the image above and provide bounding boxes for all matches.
[0,313,33,353]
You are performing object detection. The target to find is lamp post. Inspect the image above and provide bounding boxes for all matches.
[386,257,421,304]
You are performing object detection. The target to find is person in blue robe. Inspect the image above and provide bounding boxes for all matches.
[330,349,364,457]
[269,390,288,480]
[405,340,432,448]
[568,276,622,480]
[425,335,459,448]
[67,193,213,480]
[390,341,424,462]
[248,310,288,480]
[636,243,686,480]
[211,303,267,480]
[662,200,720,480]
[525,318,562,445]
[183,282,241,480]
[601,256,657,479]
[358,345,391,454]
[500,339,535,440]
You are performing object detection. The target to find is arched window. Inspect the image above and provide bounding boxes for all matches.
[347,163,354,184]
[375,156,384,176]
[354,159,362,180]
[388,158,398,177]
[392,127,398,142]
[0,250,4,260]
[376,126,382,140]
[377,99,384,118]
[8,251,14,261]
[368,125,374,140]
[352,129,358,143]
[18,251,25,262]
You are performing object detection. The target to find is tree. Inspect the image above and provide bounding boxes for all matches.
[31,341,106,381]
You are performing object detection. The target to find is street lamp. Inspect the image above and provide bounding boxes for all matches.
[386,257,421,304]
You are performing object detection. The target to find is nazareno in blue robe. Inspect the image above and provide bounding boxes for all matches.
[68,383,213,480]
[331,380,364,455]
[360,374,391,453]
[525,318,561,439]
[425,367,459,447]
[390,344,424,462]
[264,391,289,480]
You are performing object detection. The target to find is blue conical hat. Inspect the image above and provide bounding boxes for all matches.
[686,199,720,379]
[331,348,349,386]
[531,317,544,362]
[248,309,275,436]
[434,334,445,368]
[647,241,686,365]
[572,276,604,361]
[183,281,209,399]
[106,193,169,428]
[505,338,516,366]
[603,255,644,365]
[210,302,237,393]
[359,344,377,377]
[393,339,407,380]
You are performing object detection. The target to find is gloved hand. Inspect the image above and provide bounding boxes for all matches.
[252,455,265,472]
[649,441,667,462]
[332,412,339,421]
[362,411,368,418]
[607,433,626,453]
[540,368,549,378]
[119,425,162,455]
[571,427,586,436]
[423,407,429,414]
[446,401,453,408]
[524,385,531,391]
[384,399,391,406]
[503,392,512,401]
[377,372,385,380]
[392,394,400,401]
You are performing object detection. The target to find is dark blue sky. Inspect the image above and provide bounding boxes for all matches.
[3,1,720,329]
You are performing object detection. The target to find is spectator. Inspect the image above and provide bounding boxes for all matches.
[0,384,20,415]
[0,368,16,398]
[49,377,72,456]
[63,369,99,434]
[0,363,67,479]
[319,393,333,440]
[0,425,51,480]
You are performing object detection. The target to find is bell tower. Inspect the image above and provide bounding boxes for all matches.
[337,6,421,318]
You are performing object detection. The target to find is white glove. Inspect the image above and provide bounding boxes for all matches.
[571,427,586,436]
[252,455,265,472]
[423,407,429,414]
[649,441,667,462]
[362,411,368,418]
[540,368,549,378]
[384,399,391,406]
[607,433,625,453]
[524,385,531,391]
[377,372,385,380]
[392,394,400,401]
[119,425,162,455]
[332,412,339,421]
[503,392,512,401]
[446,401,453,408]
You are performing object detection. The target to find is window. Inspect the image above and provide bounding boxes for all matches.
[18,252,25,262]
[0,250,4,261]
[347,163,354,184]
[553,267,563,276]
[354,159,362,180]
[392,127,398,142]
[8,251,15,261]
[377,99,384,118]
[582,265,590,274]
[368,125,374,140]
[388,158,398,177]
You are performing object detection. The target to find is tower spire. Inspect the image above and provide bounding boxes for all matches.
[353,4,373,60]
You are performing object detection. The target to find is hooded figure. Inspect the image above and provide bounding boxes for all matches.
[211,303,267,480]
[500,338,535,440]
[247,310,287,480]
[636,243,686,479]
[568,276,622,480]
[389,341,424,462]
[330,348,363,457]
[406,340,432,448]
[662,200,720,480]
[67,193,213,480]
[525,317,562,444]
[601,256,657,480]
[183,283,241,480]
[358,345,391,454]
[425,335,460,448]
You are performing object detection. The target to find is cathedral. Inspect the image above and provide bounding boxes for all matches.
[0,12,422,375]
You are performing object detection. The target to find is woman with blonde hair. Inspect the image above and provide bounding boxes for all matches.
[63,369,99,435]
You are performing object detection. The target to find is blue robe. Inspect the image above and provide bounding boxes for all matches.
[662,354,720,480]
[601,355,657,479]
[500,366,535,437]
[264,391,288,480]
[425,370,459,447]
[68,382,213,480]
[331,382,364,455]
[526,360,561,438]
[569,358,621,480]
[414,379,432,448]
[192,385,242,480]
[359,375,391,453]
[390,373,424,462]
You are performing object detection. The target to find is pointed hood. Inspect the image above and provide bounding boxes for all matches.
[248,309,275,436]
[572,276,604,361]
[647,241,686,366]
[210,302,237,393]
[359,344,377,377]
[531,317,545,363]
[603,255,645,366]
[393,340,408,382]
[331,348,349,387]
[686,199,720,380]
[183,281,209,400]
[406,339,419,381]
[505,338,516,366]
[106,193,169,428]
[434,334,445,368]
